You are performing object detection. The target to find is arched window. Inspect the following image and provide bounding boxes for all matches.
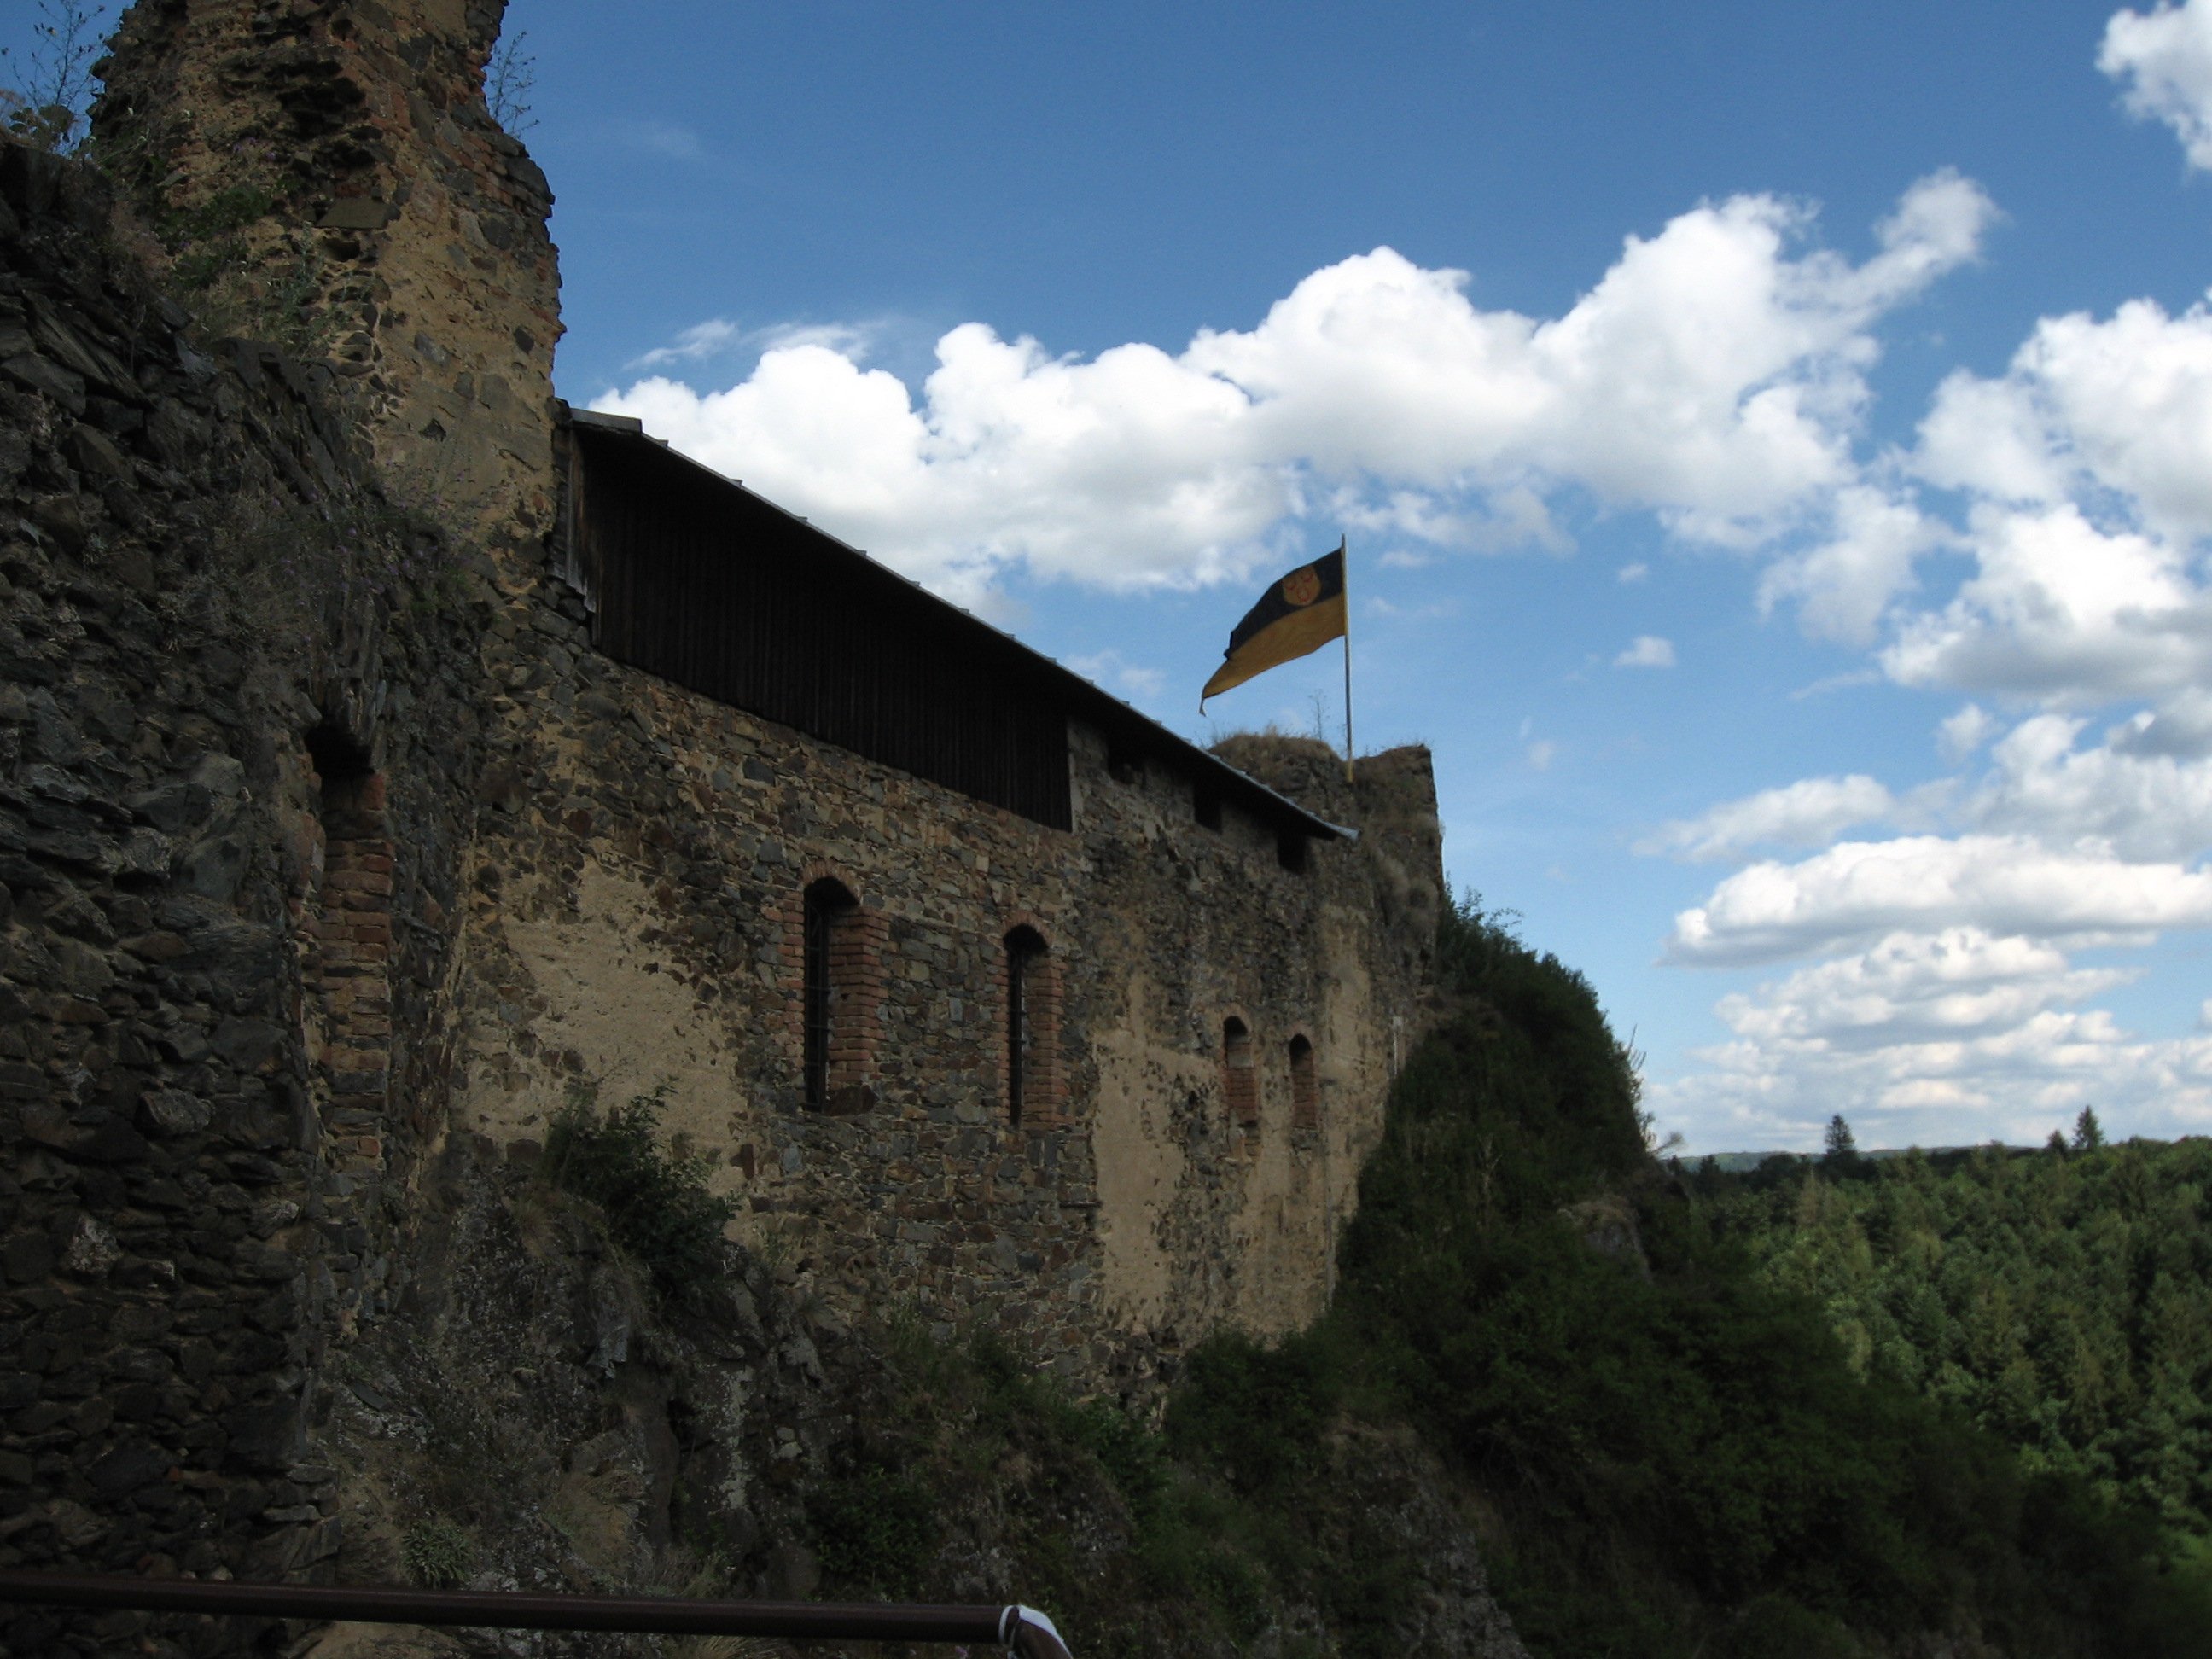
[1222,1016,1258,1134]
[303,724,392,1130]
[1289,1033,1318,1132]
[802,877,857,1109]
[1004,926,1049,1126]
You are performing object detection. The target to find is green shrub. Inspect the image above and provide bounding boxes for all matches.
[1162,1330,1336,1498]
[806,1464,938,1596]
[400,1517,473,1589]
[543,1084,737,1303]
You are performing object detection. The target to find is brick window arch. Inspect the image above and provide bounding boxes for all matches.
[795,875,887,1112]
[998,915,1065,1126]
[1288,1032,1318,1132]
[801,878,852,1108]
[1222,1014,1259,1135]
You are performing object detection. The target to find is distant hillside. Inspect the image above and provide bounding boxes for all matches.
[1694,1136,2212,1587]
[1693,1144,2031,1173]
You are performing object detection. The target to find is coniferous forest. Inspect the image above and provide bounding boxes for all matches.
[1689,1121,2212,1590]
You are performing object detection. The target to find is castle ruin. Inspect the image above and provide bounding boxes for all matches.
[0,0,1447,1621]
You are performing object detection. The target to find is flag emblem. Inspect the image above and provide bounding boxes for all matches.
[1201,544,1348,707]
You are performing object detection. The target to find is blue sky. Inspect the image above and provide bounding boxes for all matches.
[18,0,2212,1152]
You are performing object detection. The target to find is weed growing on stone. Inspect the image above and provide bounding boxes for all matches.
[151,146,341,358]
[544,1084,739,1304]
[400,1516,474,1589]
[485,30,538,136]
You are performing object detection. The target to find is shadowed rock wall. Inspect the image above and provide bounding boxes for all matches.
[0,139,492,1649]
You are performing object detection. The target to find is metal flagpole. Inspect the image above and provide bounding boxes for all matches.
[1340,537,1354,783]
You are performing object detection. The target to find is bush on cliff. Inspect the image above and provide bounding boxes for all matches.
[544,1083,736,1303]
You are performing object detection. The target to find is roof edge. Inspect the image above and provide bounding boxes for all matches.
[556,402,1349,843]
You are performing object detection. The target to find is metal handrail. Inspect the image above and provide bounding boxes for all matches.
[0,1571,1073,1659]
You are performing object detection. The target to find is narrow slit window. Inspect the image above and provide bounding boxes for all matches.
[1194,786,1223,832]
[802,877,856,1109]
[1289,1034,1318,1132]
[1276,831,1308,873]
[1005,926,1048,1125]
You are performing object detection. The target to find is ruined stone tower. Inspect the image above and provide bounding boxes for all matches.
[94,0,562,542]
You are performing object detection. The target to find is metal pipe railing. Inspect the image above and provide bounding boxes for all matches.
[0,1571,1073,1659]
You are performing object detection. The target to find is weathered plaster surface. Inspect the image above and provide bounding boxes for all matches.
[445,605,1444,1378]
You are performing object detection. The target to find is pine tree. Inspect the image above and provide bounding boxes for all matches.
[1823,1113,1860,1167]
[2072,1105,2105,1152]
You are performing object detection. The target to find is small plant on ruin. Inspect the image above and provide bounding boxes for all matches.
[0,1,114,154]
[485,29,538,136]
[185,475,474,672]
[544,1083,738,1303]
[145,144,344,358]
[400,1516,474,1589]
[806,1463,939,1597]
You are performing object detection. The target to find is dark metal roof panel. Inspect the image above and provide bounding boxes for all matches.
[560,406,1351,843]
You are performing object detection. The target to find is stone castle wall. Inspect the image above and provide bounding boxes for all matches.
[74,0,1452,1377]
[0,141,493,1615]
[0,0,1451,1634]
[445,524,1444,1375]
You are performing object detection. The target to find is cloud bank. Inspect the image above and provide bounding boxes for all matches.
[597,172,1993,599]
[1642,9,2212,1150]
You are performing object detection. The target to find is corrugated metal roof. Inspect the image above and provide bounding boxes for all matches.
[559,405,1353,844]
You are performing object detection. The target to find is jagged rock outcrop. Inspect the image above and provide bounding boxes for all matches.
[93,0,561,540]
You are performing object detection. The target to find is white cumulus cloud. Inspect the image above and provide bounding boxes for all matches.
[1654,978,2212,1151]
[595,174,1992,599]
[2102,0,2212,169]
[1656,919,2212,1150]
[1642,774,1896,861]
[1917,296,2212,540]
[1614,635,1677,669]
[1666,834,2212,965]
[1713,928,2135,1051]
[1757,484,1947,646]
[1880,504,2212,706]
[1965,712,2212,859]
[1937,703,1997,764]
